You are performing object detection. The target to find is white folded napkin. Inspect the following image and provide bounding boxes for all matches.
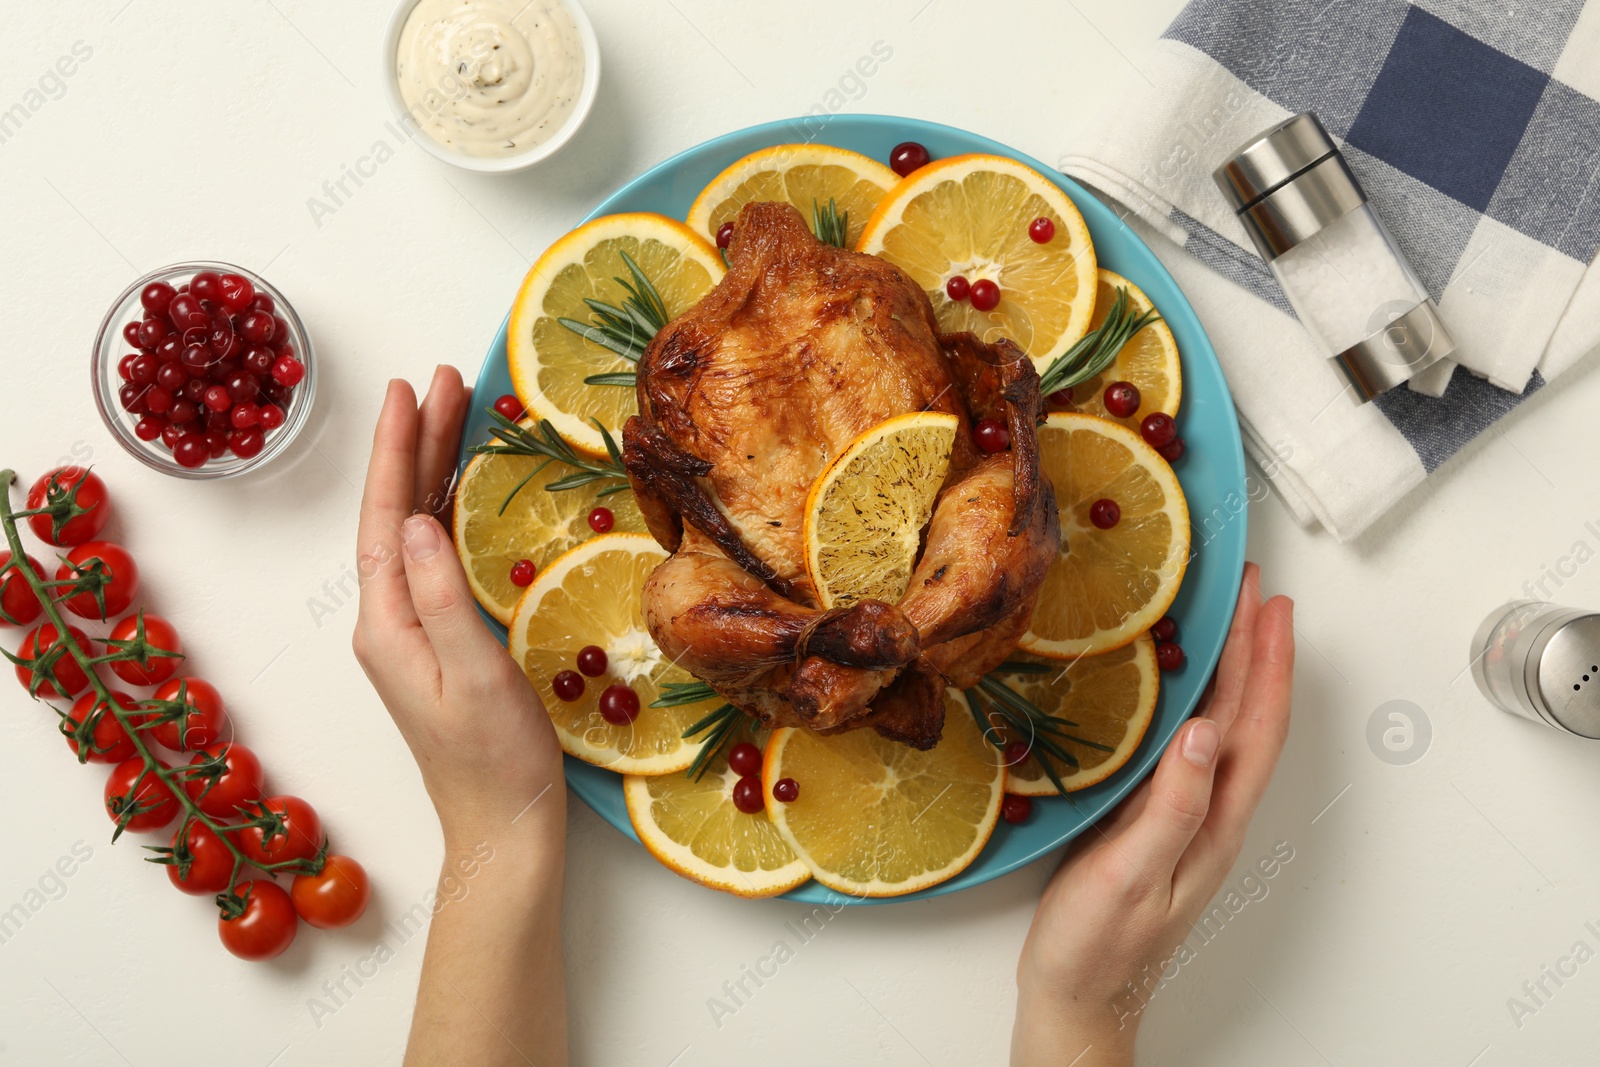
[1059,0,1600,540]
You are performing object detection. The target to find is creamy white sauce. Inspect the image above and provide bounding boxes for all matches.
[396,0,585,158]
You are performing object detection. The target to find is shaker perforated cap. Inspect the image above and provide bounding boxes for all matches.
[1215,113,1339,210]
[1534,614,1600,738]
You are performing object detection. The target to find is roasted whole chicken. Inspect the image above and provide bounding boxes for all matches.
[621,202,1059,749]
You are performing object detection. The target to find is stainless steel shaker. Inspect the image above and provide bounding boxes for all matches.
[1471,601,1600,738]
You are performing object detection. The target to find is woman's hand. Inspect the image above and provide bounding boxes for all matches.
[1011,563,1295,1066]
[352,368,566,846]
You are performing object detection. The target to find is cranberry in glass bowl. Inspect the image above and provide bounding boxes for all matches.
[92,262,315,479]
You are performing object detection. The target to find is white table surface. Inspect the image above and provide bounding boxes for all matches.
[4,1,1600,1064]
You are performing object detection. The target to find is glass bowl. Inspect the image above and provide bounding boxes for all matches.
[92,261,316,479]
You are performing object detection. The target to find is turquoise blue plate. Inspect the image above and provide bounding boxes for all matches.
[460,115,1246,905]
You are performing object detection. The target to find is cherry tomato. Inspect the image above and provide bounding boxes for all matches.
[14,622,95,698]
[25,467,109,546]
[238,795,325,868]
[104,757,179,833]
[0,552,45,627]
[55,542,140,621]
[63,690,141,763]
[290,854,371,929]
[168,821,236,895]
[107,614,183,686]
[182,742,264,818]
[218,880,298,961]
[149,677,229,751]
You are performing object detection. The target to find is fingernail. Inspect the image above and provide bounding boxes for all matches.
[402,514,440,560]
[1182,718,1219,767]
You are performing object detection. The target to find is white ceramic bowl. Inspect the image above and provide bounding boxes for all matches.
[381,0,601,174]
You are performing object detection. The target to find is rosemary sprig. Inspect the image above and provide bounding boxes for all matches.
[1037,286,1162,398]
[969,670,1117,799]
[468,410,631,513]
[813,197,849,248]
[680,702,744,782]
[556,251,668,383]
[653,680,719,708]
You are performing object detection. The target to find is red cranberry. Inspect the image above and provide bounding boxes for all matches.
[144,387,173,414]
[129,354,158,385]
[588,507,613,533]
[190,271,223,302]
[1089,498,1121,529]
[155,362,186,393]
[973,417,1010,453]
[1156,642,1185,671]
[716,222,735,249]
[238,310,276,345]
[204,431,228,459]
[1004,740,1031,766]
[771,777,799,803]
[598,684,640,725]
[155,336,183,363]
[168,293,208,331]
[727,742,762,778]
[180,344,215,377]
[493,394,524,421]
[270,356,305,388]
[1028,217,1056,243]
[183,379,209,403]
[1150,616,1177,643]
[172,434,208,469]
[118,383,148,414]
[122,321,144,348]
[732,776,764,814]
[117,354,137,381]
[552,670,584,701]
[230,404,260,430]
[1103,381,1141,419]
[1140,412,1176,449]
[242,345,275,376]
[160,423,183,448]
[1157,437,1186,463]
[575,645,607,676]
[226,373,260,405]
[169,400,198,425]
[134,416,164,442]
[247,293,275,314]
[945,275,971,302]
[509,559,536,587]
[229,428,264,459]
[217,273,255,313]
[257,403,285,431]
[141,281,177,316]
[969,279,1001,312]
[1001,794,1033,824]
[203,385,231,413]
[889,141,930,177]
[137,317,169,349]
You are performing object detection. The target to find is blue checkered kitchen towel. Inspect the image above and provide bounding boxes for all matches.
[1060,0,1600,540]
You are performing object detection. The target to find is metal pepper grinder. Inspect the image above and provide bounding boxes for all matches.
[1471,601,1600,739]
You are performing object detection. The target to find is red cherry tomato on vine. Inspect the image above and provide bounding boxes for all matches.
[218,880,298,961]
[25,467,109,546]
[15,622,95,698]
[291,854,371,929]
[0,552,45,627]
[149,677,229,751]
[63,690,141,764]
[168,821,236,895]
[55,542,140,621]
[107,614,183,686]
[104,757,179,833]
[238,795,325,867]
[181,742,264,818]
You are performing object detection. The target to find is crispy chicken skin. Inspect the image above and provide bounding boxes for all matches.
[624,201,1058,748]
